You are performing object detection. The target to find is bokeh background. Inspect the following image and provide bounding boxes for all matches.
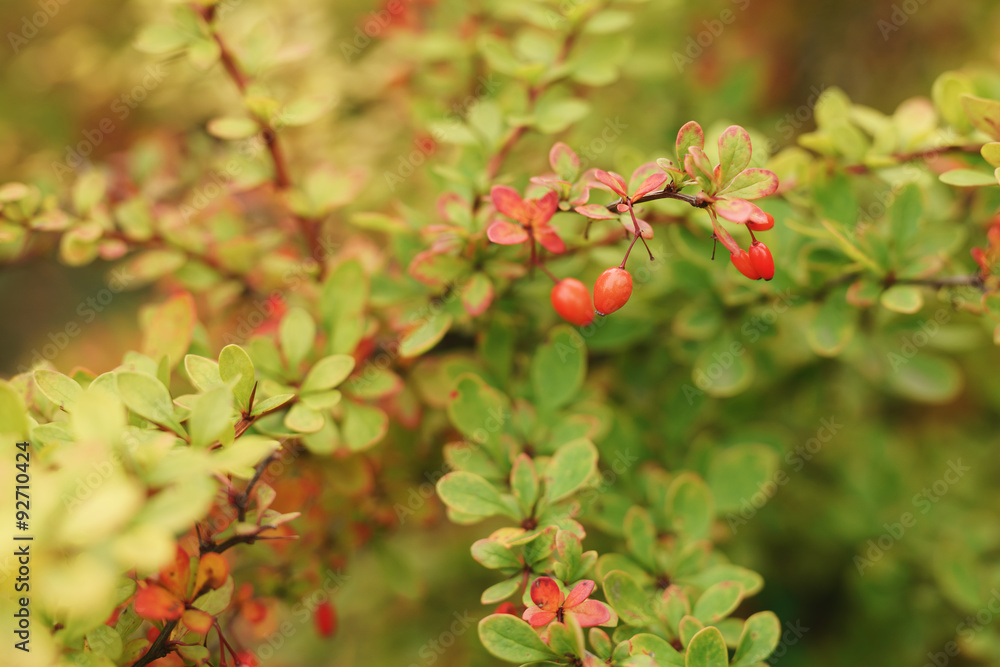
[3,1,1000,666]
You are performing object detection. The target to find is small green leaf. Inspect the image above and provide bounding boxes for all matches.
[668,473,714,542]
[399,312,453,358]
[116,371,186,435]
[207,117,260,140]
[86,625,123,661]
[447,373,510,463]
[0,381,29,440]
[531,325,586,412]
[279,307,316,370]
[478,614,559,663]
[624,506,657,572]
[250,393,294,417]
[544,438,598,502]
[960,94,1000,140]
[602,569,650,627]
[981,142,1000,167]
[807,288,856,358]
[284,402,324,433]
[717,125,752,187]
[301,355,355,392]
[472,539,522,570]
[481,577,521,604]
[731,611,781,667]
[341,401,388,451]
[219,345,256,412]
[693,581,744,624]
[189,386,233,448]
[685,626,728,667]
[676,121,705,163]
[33,370,82,409]
[880,285,924,314]
[437,472,515,519]
[184,355,223,392]
[939,168,998,187]
[707,444,780,514]
[142,292,197,370]
[510,454,539,517]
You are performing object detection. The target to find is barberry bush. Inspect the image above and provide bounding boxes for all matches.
[2,1,1000,667]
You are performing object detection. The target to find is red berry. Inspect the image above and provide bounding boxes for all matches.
[730,250,761,280]
[550,278,594,326]
[593,267,633,315]
[314,600,337,638]
[748,212,775,232]
[748,242,775,280]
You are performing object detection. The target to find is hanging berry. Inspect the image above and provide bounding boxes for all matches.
[550,278,595,326]
[730,249,762,280]
[749,241,775,280]
[594,267,633,315]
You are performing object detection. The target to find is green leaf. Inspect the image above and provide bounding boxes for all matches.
[301,355,355,392]
[676,121,705,164]
[134,23,192,54]
[731,611,781,667]
[142,292,196,370]
[207,117,260,140]
[250,393,294,417]
[447,373,510,463]
[721,168,777,200]
[692,337,754,398]
[886,353,963,404]
[189,386,233,448]
[629,634,681,665]
[33,369,82,409]
[137,477,217,532]
[72,170,107,216]
[717,125,752,188]
[184,355,223,392]
[807,288,856,357]
[939,168,997,187]
[279,307,316,370]
[116,371,186,435]
[437,472,515,519]
[341,402,388,451]
[321,260,369,354]
[481,577,522,604]
[461,272,494,317]
[510,454,539,517]
[219,344,256,412]
[932,71,974,132]
[685,626,728,667]
[478,614,559,663]
[86,625,123,661]
[399,312,453,358]
[531,325,586,412]
[880,285,924,314]
[534,96,590,134]
[544,438,598,502]
[624,506,657,571]
[960,94,1000,140]
[0,382,29,440]
[981,142,1000,167]
[890,183,923,248]
[693,581,744,624]
[284,402,325,433]
[820,220,881,272]
[707,444,780,513]
[668,473,714,542]
[211,435,280,478]
[472,539,522,570]
[602,569,650,627]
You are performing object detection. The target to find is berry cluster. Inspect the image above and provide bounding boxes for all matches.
[549,267,634,327]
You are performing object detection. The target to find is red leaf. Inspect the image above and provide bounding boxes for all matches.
[593,170,628,197]
[630,172,668,200]
[563,580,596,609]
[712,197,753,224]
[526,190,559,227]
[158,545,191,601]
[486,220,529,245]
[134,585,185,621]
[535,226,566,254]
[549,142,581,181]
[529,577,563,611]
[461,273,494,317]
[676,120,705,161]
[568,599,611,628]
[182,608,215,635]
[713,223,740,255]
[523,608,557,627]
[491,185,525,221]
[573,204,617,220]
[620,215,654,239]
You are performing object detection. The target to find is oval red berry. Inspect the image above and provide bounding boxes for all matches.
[748,212,775,232]
[593,267,633,315]
[550,278,594,326]
[730,250,761,280]
[749,242,774,280]
[314,600,337,638]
